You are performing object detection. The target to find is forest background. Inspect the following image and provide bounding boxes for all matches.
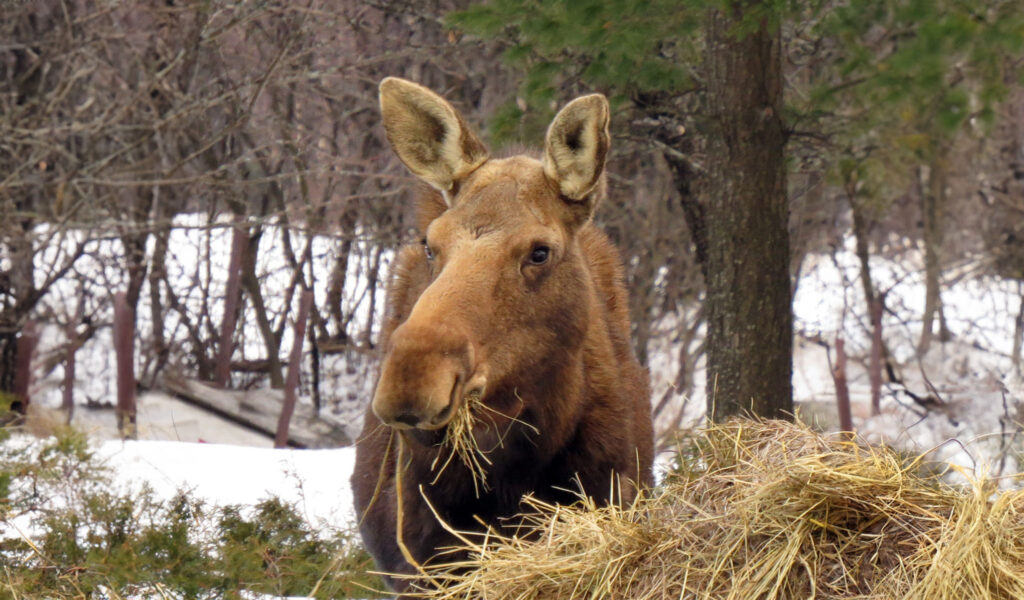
[2,0,1024,448]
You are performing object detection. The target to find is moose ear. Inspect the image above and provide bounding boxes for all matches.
[379,77,489,201]
[543,94,610,203]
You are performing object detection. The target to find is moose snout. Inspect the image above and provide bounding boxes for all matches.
[371,322,479,430]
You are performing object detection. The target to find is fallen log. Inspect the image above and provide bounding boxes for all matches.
[160,373,351,449]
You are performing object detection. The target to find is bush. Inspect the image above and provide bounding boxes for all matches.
[0,427,386,599]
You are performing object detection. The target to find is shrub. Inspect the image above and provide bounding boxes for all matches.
[0,427,386,599]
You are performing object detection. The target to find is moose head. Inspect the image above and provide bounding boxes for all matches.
[370,77,611,433]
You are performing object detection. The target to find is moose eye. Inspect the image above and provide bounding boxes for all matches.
[422,239,434,261]
[528,245,550,265]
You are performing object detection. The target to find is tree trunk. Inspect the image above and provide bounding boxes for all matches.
[919,152,951,354]
[62,296,83,423]
[658,142,706,279]
[850,193,877,311]
[147,216,174,386]
[121,227,149,314]
[114,293,137,440]
[214,224,248,388]
[849,189,883,416]
[12,321,37,415]
[326,208,357,343]
[833,337,853,434]
[0,219,35,404]
[869,295,883,416]
[275,290,313,448]
[1014,283,1024,373]
[119,195,150,415]
[240,227,285,388]
[704,2,792,421]
[362,243,384,347]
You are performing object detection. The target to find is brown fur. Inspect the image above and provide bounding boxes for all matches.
[351,79,653,594]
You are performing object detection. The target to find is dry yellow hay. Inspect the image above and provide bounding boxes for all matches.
[409,419,1024,600]
[432,389,491,496]
[430,390,538,498]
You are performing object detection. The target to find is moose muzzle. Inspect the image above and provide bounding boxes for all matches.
[371,321,483,430]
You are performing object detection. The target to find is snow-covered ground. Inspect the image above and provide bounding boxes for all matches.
[98,438,358,530]
[1,431,359,541]
[49,390,277,446]
[1,434,363,599]
[793,238,1024,485]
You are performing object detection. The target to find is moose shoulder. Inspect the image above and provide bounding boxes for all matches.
[351,77,654,593]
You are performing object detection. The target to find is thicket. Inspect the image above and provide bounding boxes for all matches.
[0,427,385,599]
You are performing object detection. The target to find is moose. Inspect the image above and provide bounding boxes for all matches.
[351,77,654,593]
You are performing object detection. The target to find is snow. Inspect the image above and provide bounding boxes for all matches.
[98,438,358,530]
[58,391,277,446]
[790,237,1024,486]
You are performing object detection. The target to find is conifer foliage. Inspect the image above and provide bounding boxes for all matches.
[0,429,386,599]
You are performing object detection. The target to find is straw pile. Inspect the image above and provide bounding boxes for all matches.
[413,419,1024,599]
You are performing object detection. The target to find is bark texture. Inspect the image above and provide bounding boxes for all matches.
[919,154,951,353]
[704,3,792,421]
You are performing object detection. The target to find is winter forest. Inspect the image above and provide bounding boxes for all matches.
[4,0,1024,598]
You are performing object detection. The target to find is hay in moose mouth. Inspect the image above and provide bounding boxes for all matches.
[410,419,1024,600]
[431,389,491,496]
[430,390,537,498]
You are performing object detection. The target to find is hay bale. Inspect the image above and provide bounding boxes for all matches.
[413,420,1024,599]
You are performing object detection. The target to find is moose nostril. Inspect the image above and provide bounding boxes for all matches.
[394,411,422,427]
[465,373,487,401]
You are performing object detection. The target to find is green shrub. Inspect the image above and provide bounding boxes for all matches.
[0,427,386,599]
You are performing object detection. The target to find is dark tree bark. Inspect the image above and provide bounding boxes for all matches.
[62,296,84,423]
[869,295,883,417]
[12,321,37,415]
[147,219,172,386]
[121,219,150,315]
[704,2,792,421]
[0,332,16,409]
[326,208,357,343]
[850,192,877,313]
[1014,285,1024,372]
[214,224,248,388]
[833,337,853,434]
[362,243,384,347]
[275,290,313,448]
[240,227,285,388]
[660,148,706,279]
[113,293,137,440]
[848,186,883,416]
[0,219,35,405]
[919,153,951,354]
